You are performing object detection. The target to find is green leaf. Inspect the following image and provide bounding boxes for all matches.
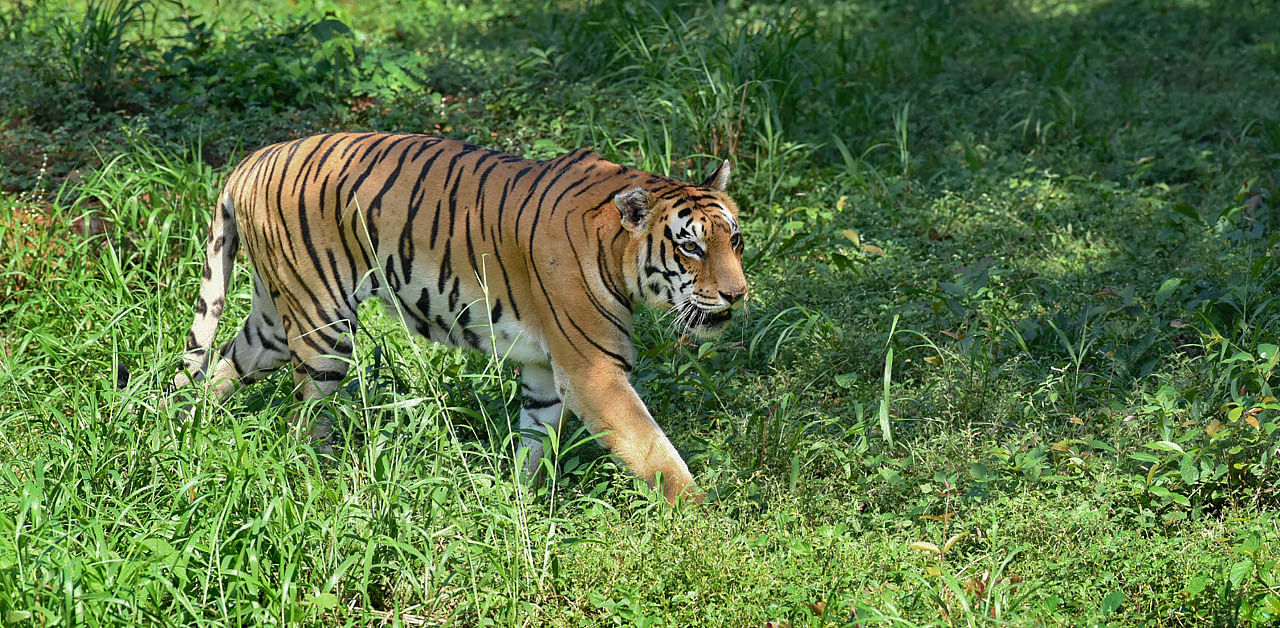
[834,373,858,389]
[311,17,353,43]
[787,537,814,556]
[310,592,339,610]
[879,315,898,447]
[1148,486,1191,506]
[1170,202,1200,223]
[1100,589,1124,614]
[1229,559,1254,588]
[139,537,175,553]
[1179,456,1199,484]
[6,611,32,623]
[1144,440,1185,454]
[1128,451,1159,463]
[1154,278,1182,306]
[1187,574,1211,596]
[938,281,966,297]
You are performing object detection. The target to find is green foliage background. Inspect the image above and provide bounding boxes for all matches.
[1,0,1279,625]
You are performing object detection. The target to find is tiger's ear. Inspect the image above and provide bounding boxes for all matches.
[701,159,731,192]
[614,187,654,234]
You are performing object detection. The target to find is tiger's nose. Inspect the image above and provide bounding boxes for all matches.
[719,288,747,307]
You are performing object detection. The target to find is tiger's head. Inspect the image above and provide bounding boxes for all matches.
[615,160,747,337]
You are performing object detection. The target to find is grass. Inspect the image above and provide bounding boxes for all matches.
[3,0,1280,625]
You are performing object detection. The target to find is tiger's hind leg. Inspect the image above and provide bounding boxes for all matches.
[518,362,567,479]
[285,307,359,450]
[179,272,291,401]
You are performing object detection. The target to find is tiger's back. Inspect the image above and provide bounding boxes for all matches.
[176,132,748,503]
[231,134,638,363]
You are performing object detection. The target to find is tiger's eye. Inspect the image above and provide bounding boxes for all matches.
[680,241,702,256]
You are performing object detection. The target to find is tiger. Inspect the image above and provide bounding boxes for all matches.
[172,132,747,504]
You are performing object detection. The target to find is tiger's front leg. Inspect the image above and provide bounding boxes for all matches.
[553,362,701,504]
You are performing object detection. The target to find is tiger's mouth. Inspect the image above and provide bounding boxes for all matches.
[688,306,733,336]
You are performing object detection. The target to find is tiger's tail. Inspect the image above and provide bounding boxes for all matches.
[173,190,240,390]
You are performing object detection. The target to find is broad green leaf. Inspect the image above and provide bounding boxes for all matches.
[788,538,814,556]
[1259,344,1279,369]
[1229,559,1254,587]
[1100,590,1124,614]
[1147,486,1190,506]
[1170,202,1200,223]
[1154,277,1182,306]
[1128,451,1159,463]
[1179,456,1199,484]
[1144,440,1185,454]
[833,373,858,389]
[1187,575,1210,596]
[139,537,177,557]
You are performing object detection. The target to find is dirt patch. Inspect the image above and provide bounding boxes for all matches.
[0,200,118,305]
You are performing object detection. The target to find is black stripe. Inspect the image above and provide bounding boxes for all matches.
[436,239,452,294]
[415,287,432,319]
[473,153,502,238]
[400,141,449,286]
[297,362,346,382]
[442,147,474,248]
[337,132,381,160]
[448,276,460,312]
[464,210,480,286]
[429,147,470,249]
[295,164,351,313]
[562,212,628,334]
[522,396,561,410]
[498,166,535,229]
[493,178,514,243]
[289,135,331,200]
[458,306,482,349]
[522,158,582,254]
[485,230,522,321]
[596,226,631,309]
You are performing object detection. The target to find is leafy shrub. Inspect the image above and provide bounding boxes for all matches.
[156,12,359,110]
[1127,192,1280,521]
